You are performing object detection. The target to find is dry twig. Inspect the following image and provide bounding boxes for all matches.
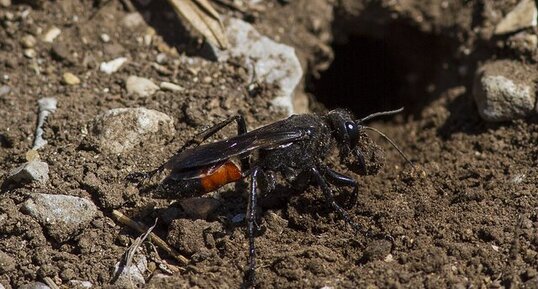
[112,210,189,265]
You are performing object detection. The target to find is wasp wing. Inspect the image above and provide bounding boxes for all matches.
[165,128,309,171]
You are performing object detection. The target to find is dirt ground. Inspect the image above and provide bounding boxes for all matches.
[1,0,537,288]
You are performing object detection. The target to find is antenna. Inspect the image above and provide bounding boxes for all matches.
[359,107,404,123]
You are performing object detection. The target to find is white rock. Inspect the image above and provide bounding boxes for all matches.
[160,81,184,92]
[89,107,175,154]
[495,0,537,34]
[23,48,36,58]
[100,57,128,74]
[125,75,159,97]
[7,160,49,185]
[473,60,536,121]
[100,33,111,43]
[42,26,61,43]
[22,193,98,242]
[212,18,303,115]
[112,255,147,288]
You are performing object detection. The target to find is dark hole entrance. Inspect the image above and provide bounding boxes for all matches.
[309,24,445,119]
[310,36,405,118]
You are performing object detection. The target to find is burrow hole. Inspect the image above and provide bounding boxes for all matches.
[309,23,448,119]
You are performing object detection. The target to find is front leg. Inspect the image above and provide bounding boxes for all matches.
[311,167,361,233]
[322,166,359,209]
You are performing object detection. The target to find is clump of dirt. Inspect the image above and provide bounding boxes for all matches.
[1,0,537,288]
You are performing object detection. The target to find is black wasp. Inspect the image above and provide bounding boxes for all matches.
[140,108,409,286]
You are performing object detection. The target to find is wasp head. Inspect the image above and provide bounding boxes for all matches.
[327,109,384,175]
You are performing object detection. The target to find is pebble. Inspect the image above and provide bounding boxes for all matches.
[20,34,37,48]
[179,197,221,219]
[100,57,127,74]
[112,255,147,288]
[62,72,80,85]
[7,160,49,185]
[156,52,167,64]
[494,0,537,34]
[88,107,175,154]
[159,81,184,92]
[0,85,10,97]
[23,48,36,58]
[125,75,159,97]
[473,60,537,121]
[122,12,145,28]
[0,250,16,274]
[42,26,61,43]
[0,0,11,7]
[213,17,303,115]
[22,193,98,242]
[18,282,50,289]
[100,33,110,43]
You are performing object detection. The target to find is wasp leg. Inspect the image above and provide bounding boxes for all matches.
[311,167,361,233]
[323,167,359,209]
[245,167,260,286]
[178,115,247,152]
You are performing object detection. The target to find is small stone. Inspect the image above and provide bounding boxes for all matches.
[25,149,40,161]
[264,211,288,234]
[494,0,537,35]
[20,34,37,48]
[0,85,11,97]
[0,0,11,7]
[112,255,147,288]
[156,53,167,64]
[23,48,36,58]
[7,160,49,185]
[18,282,51,289]
[62,72,80,85]
[22,193,98,242]
[51,43,74,63]
[88,107,175,154]
[0,250,16,274]
[42,26,61,43]
[122,12,145,28]
[473,60,537,121]
[125,75,159,97]
[179,197,221,219]
[159,81,184,92]
[100,33,110,43]
[100,57,127,74]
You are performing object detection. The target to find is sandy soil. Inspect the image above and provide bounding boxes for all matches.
[0,0,537,288]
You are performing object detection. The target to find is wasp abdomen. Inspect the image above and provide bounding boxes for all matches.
[200,161,242,193]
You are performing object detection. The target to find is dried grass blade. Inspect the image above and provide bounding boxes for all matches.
[167,0,229,49]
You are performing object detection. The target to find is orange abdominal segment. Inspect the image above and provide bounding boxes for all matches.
[200,161,242,192]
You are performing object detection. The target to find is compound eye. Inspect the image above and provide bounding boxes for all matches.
[345,121,359,146]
